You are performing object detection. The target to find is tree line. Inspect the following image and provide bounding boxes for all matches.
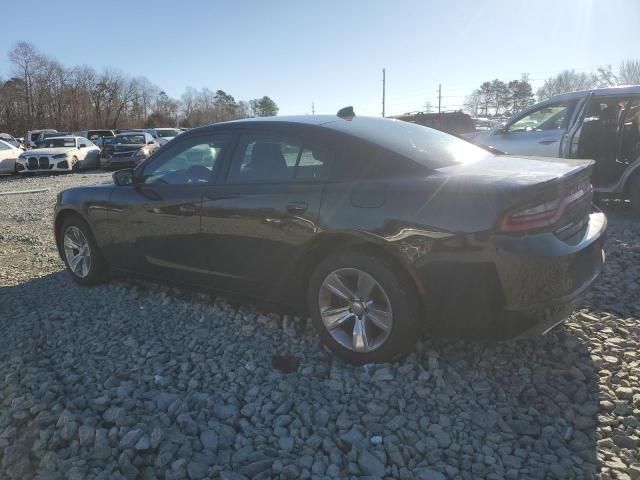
[0,42,279,136]
[465,59,640,118]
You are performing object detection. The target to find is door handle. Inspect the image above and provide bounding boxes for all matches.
[286,201,308,214]
[538,139,558,145]
[178,204,198,215]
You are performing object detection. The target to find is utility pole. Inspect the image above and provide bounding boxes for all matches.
[382,68,386,118]
[311,102,315,115]
[437,84,442,113]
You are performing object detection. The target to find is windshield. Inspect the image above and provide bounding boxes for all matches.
[0,135,17,146]
[157,129,179,138]
[88,131,114,140]
[39,138,76,148]
[114,134,145,145]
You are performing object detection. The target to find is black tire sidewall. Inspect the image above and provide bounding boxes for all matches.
[308,250,419,364]
[72,156,80,173]
[60,216,107,285]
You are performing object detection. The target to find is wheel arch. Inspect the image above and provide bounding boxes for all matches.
[54,208,87,258]
[289,231,426,318]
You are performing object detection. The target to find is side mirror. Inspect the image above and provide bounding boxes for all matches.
[495,122,508,134]
[147,141,154,145]
[79,144,86,149]
[113,169,135,186]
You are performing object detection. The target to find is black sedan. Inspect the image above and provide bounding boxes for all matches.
[54,113,606,363]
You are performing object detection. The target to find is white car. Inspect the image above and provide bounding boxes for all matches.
[16,136,101,174]
[0,139,22,174]
[155,128,181,146]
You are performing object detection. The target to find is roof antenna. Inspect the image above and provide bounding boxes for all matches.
[337,106,355,119]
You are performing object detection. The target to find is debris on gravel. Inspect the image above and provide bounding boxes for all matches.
[0,173,639,479]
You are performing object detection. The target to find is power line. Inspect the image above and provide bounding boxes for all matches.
[382,68,386,118]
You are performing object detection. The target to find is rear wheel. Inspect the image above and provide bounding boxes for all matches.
[308,250,420,364]
[60,215,109,285]
[628,174,640,216]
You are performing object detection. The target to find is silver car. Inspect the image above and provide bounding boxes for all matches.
[468,85,640,211]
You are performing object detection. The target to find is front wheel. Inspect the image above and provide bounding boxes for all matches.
[308,250,420,364]
[71,156,80,173]
[60,215,109,285]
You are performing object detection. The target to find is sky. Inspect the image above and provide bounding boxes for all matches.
[1,0,639,116]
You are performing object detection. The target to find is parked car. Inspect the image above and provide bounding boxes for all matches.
[390,111,476,136]
[467,86,640,212]
[116,128,159,140]
[99,132,160,169]
[54,114,606,363]
[34,132,72,149]
[0,133,22,149]
[0,139,23,174]
[24,129,57,149]
[16,136,101,173]
[74,129,115,146]
[155,128,182,146]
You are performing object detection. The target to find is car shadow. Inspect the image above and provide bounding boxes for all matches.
[0,270,599,478]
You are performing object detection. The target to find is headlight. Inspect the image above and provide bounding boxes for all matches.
[134,148,149,159]
[53,153,69,159]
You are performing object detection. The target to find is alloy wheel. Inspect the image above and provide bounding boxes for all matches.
[63,226,91,278]
[318,268,393,352]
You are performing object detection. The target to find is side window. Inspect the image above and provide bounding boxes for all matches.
[227,134,297,183]
[142,135,228,185]
[227,134,330,183]
[295,146,330,180]
[79,138,90,148]
[509,102,569,132]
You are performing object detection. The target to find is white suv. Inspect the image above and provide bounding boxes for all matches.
[16,136,101,173]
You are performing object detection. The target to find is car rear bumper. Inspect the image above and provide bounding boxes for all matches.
[410,211,606,339]
[492,211,606,337]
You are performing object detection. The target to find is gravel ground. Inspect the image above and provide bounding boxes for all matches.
[0,172,638,480]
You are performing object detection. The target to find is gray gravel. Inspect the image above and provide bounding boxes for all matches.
[0,172,639,479]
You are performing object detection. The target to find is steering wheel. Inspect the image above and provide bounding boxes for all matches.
[185,164,211,183]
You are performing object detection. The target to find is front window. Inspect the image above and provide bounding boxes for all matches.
[157,129,180,138]
[40,138,76,148]
[509,102,569,132]
[114,135,145,145]
[142,135,228,185]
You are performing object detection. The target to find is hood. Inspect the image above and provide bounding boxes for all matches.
[24,147,74,156]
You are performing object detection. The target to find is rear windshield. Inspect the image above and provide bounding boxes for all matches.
[330,118,490,168]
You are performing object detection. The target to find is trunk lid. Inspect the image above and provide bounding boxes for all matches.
[438,155,594,241]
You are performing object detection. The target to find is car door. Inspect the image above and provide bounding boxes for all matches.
[487,100,576,156]
[0,141,16,173]
[200,126,331,299]
[106,133,231,282]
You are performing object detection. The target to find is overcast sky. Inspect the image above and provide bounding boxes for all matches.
[1,0,638,116]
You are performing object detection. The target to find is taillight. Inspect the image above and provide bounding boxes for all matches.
[497,181,592,233]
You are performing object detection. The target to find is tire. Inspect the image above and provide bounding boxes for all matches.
[71,156,80,173]
[628,174,640,216]
[60,215,109,286]
[308,250,420,364]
